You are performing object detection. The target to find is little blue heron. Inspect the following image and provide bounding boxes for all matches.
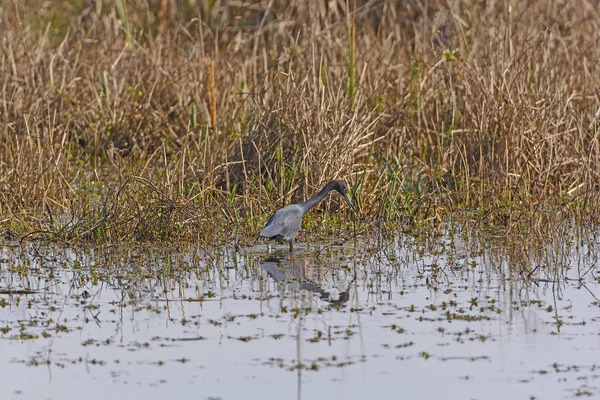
[258,180,356,251]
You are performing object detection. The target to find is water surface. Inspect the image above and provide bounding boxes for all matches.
[1,230,599,399]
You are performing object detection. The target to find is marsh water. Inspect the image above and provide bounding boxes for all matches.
[1,228,599,399]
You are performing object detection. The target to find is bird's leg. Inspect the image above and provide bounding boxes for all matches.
[267,242,272,253]
[289,239,294,252]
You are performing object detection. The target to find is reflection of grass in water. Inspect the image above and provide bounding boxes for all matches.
[2,2,600,244]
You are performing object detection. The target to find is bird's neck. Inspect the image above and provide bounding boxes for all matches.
[300,184,333,214]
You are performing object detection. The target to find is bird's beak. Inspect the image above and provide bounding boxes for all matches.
[343,192,357,213]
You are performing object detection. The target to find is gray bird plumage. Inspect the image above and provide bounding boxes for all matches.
[259,180,356,251]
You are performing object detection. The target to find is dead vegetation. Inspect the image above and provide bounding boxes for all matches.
[1,0,600,243]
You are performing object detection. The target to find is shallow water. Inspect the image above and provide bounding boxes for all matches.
[1,230,599,400]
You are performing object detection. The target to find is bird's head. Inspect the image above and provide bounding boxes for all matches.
[331,180,357,212]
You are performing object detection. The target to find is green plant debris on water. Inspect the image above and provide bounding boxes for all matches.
[1,226,600,399]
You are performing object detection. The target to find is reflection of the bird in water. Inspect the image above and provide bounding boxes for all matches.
[260,250,350,306]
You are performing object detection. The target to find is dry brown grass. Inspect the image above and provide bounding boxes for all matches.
[2,0,600,243]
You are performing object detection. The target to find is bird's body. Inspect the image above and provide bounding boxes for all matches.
[259,180,356,251]
[259,204,303,244]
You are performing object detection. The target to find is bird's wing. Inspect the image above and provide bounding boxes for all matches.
[259,205,303,239]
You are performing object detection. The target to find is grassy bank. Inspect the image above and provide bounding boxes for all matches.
[1,0,600,244]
